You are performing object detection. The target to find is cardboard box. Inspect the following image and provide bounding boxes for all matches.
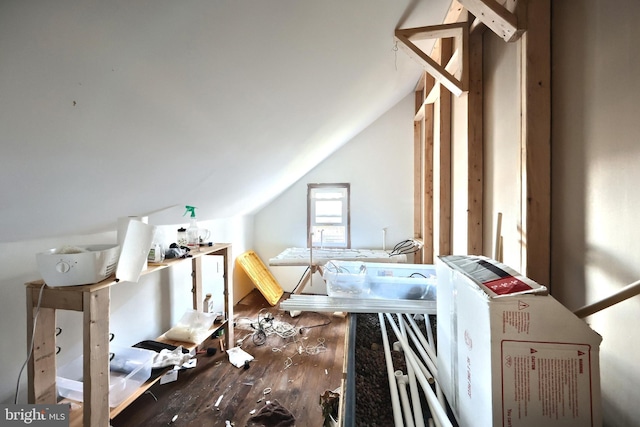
[436,255,602,427]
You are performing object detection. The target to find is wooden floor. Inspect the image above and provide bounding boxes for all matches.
[112,289,347,427]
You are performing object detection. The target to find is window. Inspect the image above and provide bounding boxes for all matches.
[307,183,350,248]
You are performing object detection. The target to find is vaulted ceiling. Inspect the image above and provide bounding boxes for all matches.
[0,0,451,242]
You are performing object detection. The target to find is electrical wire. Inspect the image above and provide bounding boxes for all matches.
[290,266,311,295]
[299,312,332,333]
[390,239,421,256]
[15,283,46,404]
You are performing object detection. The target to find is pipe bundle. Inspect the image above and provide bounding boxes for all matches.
[378,313,453,427]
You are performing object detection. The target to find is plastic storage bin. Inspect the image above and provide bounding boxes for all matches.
[323,261,370,298]
[323,261,436,300]
[366,263,436,300]
[57,346,155,407]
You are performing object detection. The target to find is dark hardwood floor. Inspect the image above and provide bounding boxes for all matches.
[112,290,347,427]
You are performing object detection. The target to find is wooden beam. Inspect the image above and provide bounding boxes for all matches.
[395,26,468,96]
[425,83,440,106]
[414,90,423,253]
[398,22,466,41]
[469,0,519,34]
[467,30,483,255]
[438,39,453,256]
[444,0,467,23]
[520,0,551,285]
[423,101,435,263]
[26,287,58,404]
[457,0,523,42]
[83,287,111,427]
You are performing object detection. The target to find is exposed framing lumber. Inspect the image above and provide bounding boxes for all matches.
[519,0,550,285]
[395,23,469,96]
[423,84,435,263]
[437,39,453,256]
[414,84,424,261]
[410,0,548,280]
[467,29,484,255]
[458,0,524,42]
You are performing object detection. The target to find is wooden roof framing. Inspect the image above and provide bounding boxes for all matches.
[403,0,550,286]
[395,23,469,97]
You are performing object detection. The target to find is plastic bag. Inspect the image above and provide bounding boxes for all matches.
[164,309,216,344]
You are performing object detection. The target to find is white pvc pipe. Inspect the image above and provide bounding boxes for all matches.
[402,316,438,381]
[405,314,437,364]
[399,314,426,427]
[395,371,416,427]
[382,227,387,251]
[425,315,436,353]
[378,313,404,427]
[385,313,452,427]
[403,315,448,411]
[400,344,435,386]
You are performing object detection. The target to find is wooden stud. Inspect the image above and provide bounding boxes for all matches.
[457,0,524,42]
[467,30,483,255]
[220,246,234,347]
[192,256,203,311]
[83,287,110,427]
[438,38,453,256]
[494,212,503,260]
[423,77,435,264]
[414,90,423,256]
[26,286,57,404]
[520,0,551,285]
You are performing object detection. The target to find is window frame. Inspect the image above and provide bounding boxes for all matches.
[307,183,351,249]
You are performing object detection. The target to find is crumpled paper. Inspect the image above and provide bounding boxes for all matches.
[152,346,192,369]
[226,346,254,368]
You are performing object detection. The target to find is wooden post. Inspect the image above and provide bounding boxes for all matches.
[26,286,57,404]
[467,29,484,255]
[520,0,551,285]
[83,287,110,427]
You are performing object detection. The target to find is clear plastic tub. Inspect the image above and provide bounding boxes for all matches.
[323,261,436,300]
[367,263,436,300]
[323,261,370,298]
[57,346,155,407]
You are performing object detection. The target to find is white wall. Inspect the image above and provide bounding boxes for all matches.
[0,215,253,405]
[551,2,640,425]
[483,32,522,270]
[451,88,469,255]
[254,94,415,294]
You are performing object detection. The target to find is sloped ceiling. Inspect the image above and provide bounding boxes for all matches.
[0,0,450,243]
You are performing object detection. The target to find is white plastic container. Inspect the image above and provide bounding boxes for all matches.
[36,244,120,287]
[57,346,155,407]
[366,263,437,300]
[323,261,370,298]
[323,261,437,300]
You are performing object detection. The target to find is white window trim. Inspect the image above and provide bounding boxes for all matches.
[307,183,351,248]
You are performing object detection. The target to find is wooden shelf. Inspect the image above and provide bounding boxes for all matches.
[26,244,233,427]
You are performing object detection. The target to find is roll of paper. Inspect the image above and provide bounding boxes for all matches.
[116,216,152,282]
[117,216,149,246]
